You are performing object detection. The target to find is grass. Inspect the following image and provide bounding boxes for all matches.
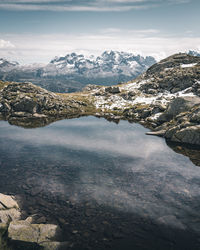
[0,81,11,91]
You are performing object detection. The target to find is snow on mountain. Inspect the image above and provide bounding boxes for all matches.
[0,51,156,92]
[0,58,19,72]
[188,50,200,57]
[43,51,156,78]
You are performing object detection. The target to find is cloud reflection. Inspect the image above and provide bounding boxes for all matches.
[0,117,200,232]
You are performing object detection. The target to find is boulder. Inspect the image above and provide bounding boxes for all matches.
[166,96,200,117]
[0,194,19,209]
[0,193,66,250]
[105,86,120,94]
[157,96,200,123]
[0,194,20,224]
[8,220,59,244]
[13,96,38,114]
[170,125,200,145]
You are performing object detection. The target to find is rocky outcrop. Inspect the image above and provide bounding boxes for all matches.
[0,53,200,145]
[142,53,200,96]
[0,81,95,128]
[0,193,68,250]
[90,54,200,145]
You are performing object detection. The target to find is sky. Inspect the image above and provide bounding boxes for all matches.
[0,0,200,64]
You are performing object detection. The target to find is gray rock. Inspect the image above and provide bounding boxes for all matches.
[140,109,151,119]
[189,108,200,123]
[13,97,38,113]
[105,86,120,94]
[166,96,200,117]
[171,125,200,145]
[0,102,10,113]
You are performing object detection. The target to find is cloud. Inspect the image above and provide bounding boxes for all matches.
[0,0,191,12]
[101,28,160,35]
[1,30,200,64]
[0,39,15,49]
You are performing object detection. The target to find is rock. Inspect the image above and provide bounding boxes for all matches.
[105,86,120,94]
[25,216,34,224]
[170,125,200,145]
[0,81,94,128]
[0,194,20,224]
[0,102,10,113]
[166,96,200,117]
[146,130,166,137]
[13,96,38,114]
[157,96,200,123]
[171,87,180,93]
[156,113,173,123]
[147,89,157,95]
[0,193,65,249]
[189,108,200,123]
[140,109,151,119]
[0,208,21,224]
[82,84,100,92]
[165,126,180,139]
[8,220,60,244]
[0,194,19,209]
[8,220,40,243]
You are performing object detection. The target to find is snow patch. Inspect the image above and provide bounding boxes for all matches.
[149,112,163,121]
[180,63,197,68]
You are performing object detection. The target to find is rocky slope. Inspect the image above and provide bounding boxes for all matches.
[89,53,200,145]
[0,53,200,145]
[0,51,156,93]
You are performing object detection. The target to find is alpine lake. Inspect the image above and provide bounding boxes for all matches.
[0,116,200,250]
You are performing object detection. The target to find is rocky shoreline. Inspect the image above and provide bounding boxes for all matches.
[0,193,70,249]
[1,53,200,146]
[0,53,200,249]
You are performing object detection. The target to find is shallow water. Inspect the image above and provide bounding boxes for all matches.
[0,116,200,249]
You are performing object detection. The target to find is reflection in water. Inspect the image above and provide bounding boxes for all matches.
[0,116,200,249]
[166,140,200,167]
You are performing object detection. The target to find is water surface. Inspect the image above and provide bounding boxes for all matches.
[0,116,200,249]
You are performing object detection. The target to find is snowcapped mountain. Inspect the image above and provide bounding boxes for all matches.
[0,51,156,92]
[188,50,200,57]
[0,58,19,72]
[43,51,156,79]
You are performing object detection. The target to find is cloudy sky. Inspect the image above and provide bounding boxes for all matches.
[0,0,200,64]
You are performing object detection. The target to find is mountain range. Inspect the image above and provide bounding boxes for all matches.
[0,51,156,93]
